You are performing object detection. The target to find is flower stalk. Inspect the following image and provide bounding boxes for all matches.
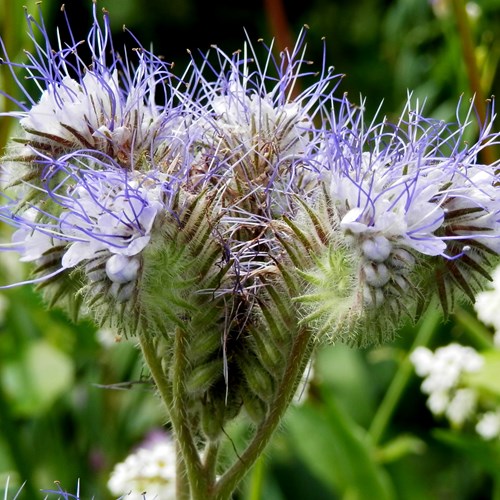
[450,0,496,165]
[369,306,441,446]
[214,326,313,499]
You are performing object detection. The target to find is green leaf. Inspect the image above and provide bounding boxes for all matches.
[316,345,376,427]
[285,392,395,500]
[0,340,74,416]
[375,434,426,464]
[433,429,500,476]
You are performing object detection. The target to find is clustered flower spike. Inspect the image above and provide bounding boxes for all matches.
[288,94,500,343]
[1,3,500,445]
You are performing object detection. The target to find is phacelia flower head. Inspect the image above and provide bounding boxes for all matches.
[1,2,500,458]
[289,94,500,344]
[1,3,175,169]
[4,5,500,498]
[0,4,191,300]
[0,6,344,434]
[173,31,343,296]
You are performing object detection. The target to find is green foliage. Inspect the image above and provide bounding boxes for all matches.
[285,395,395,500]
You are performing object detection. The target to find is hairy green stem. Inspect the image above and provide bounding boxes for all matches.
[214,327,313,499]
[139,332,208,499]
[369,308,441,445]
[453,306,494,350]
[171,327,210,498]
[176,442,190,500]
[203,440,220,485]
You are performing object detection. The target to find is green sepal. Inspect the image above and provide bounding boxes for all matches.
[238,353,275,403]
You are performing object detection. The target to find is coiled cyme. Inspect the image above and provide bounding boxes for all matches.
[0,3,499,436]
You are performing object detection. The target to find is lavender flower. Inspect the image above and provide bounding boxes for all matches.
[291,95,500,343]
[1,4,171,168]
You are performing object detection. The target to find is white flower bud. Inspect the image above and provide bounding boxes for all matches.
[361,235,392,262]
[106,255,140,283]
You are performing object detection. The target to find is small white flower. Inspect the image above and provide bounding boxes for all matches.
[476,411,500,440]
[427,390,450,415]
[107,436,176,499]
[410,347,434,377]
[475,265,500,335]
[411,343,484,424]
[445,388,478,426]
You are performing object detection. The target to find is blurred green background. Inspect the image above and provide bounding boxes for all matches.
[0,0,499,498]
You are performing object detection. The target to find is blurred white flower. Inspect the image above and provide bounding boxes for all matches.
[107,435,176,499]
[427,390,450,416]
[411,343,483,426]
[411,343,483,395]
[476,411,500,440]
[445,388,478,427]
[475,266,500,337]
[410,347,435,377]
[96,327,123,347]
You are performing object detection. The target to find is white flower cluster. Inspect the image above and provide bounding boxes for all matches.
[107,436,176,499]
[411,344,500,440]
[411,344,483,424]
[475,265,500,347]
[19,67,162,164]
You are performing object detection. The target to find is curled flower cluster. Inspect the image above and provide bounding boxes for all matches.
[1,2,500,447]
[289,96,500,342]
[411,344,500,439]
[107,434,176,499]
[2,5,500,338]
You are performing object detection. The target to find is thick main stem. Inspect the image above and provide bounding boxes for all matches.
[176,443,191,500]
[139,333,208,499]
[215,326,313,499]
